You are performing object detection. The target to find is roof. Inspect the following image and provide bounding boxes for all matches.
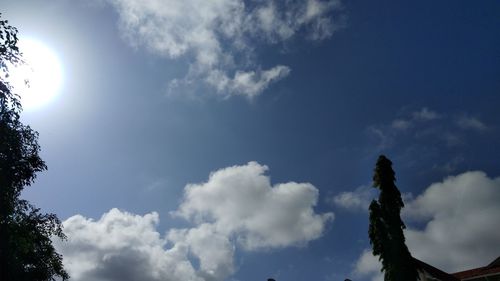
[452,256,500,280]
[488,256,500,268]
[413,258,460,281]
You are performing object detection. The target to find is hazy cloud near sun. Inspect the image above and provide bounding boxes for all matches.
[55,162,333,281]
[99,0,344,98]
[354,171,500,281]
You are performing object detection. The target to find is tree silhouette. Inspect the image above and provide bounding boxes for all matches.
[368,155,418,281]
[0,14,68,281]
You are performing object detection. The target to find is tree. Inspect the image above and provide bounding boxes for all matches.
[0,14,69,281]
[368,155,418,281]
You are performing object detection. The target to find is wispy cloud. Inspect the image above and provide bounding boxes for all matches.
[100,0,344,99]
[411,107,440,121]
[390,119,411,130]
[328,185,375,212]
[456,115,489,132]
[330,185,412,213]
[56,162,333,281]
[366,107,490,172]
[390,107,440,131]
[432,155,465,173]
[368,107,443,151]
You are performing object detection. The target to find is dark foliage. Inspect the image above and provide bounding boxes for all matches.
[0,13,69,281]
[368,155,419,281]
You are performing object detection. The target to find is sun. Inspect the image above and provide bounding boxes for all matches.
[9,38,63,111]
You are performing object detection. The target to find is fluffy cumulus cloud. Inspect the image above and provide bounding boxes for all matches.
[175,161,334,249]
[354,171,500,281]
[102,0,343,98]
[404,171,500,272]
[55,209,203,281]
[56,162,332,281]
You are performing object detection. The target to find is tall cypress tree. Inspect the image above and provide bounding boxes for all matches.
[368,155,419,281]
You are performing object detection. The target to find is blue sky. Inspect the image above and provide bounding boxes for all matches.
[2,1,500,281]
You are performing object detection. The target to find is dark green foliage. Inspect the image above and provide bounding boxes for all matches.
[368,155,419,281]
[0,14,69,281]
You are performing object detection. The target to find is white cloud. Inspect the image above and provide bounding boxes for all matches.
[391,119,411,130]
[206,65,291,98]
[412,107,440,121]
[245,0,342,42]
[368,107,442,150]
[57,162,333,281]
[330,186,412,212]
[174,161,334,250]
[55,209,203,281]
[102,0,343,98]
[330,185,375,211]
[367,108,492,160]
[354,171,500,280]
[432,155,465,173]
[167,224,235,281]
[389,107,439,130]
[404,171,500,272]
[367,126,392,150]
[456,116,488,132]
[354,249,383,281]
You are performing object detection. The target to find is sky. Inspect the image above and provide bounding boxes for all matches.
[2,1,500,281]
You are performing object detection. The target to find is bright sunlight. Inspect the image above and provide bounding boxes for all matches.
[9,38,63,111]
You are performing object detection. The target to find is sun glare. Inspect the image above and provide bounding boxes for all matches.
[9,38,63,111]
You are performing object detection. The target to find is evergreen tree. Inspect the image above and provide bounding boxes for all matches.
[368,155,418,281]
[0,14,68,281]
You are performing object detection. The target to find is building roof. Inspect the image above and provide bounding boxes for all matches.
[488,256,500,268]
[452,256,500,280]
[413,258,460,281]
